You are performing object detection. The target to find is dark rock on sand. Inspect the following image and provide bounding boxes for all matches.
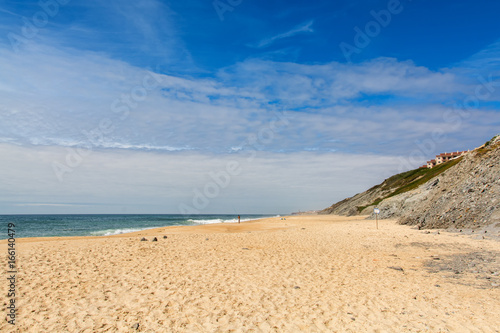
[388,266,404,272]
[425,250,500,289]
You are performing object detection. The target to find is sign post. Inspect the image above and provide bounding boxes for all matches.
[373,208,380,229]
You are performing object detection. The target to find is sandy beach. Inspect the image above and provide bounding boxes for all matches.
[2,215,499,332]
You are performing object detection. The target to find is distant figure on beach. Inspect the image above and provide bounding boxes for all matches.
[238,215,240,223]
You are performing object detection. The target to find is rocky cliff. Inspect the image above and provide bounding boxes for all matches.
[320,135,500,229]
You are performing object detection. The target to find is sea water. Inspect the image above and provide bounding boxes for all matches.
[0,214,277,239]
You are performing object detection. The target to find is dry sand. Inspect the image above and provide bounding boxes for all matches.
[1,215,499,332]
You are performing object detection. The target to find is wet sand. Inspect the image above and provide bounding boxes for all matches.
[1,215,499,332]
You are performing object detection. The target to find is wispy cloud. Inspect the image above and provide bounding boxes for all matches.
[0,40,497,158]
[453,39,500,71]
[15,203,88,207]
[252,20,315,48]
[0,143,403,214]
[0,7,22,18]
[219,58,462,106]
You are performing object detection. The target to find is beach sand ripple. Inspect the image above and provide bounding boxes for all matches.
[2,215,499,332]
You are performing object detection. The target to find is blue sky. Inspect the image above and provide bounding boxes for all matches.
[0,0,499,214]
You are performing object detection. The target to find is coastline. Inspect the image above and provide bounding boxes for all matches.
[0,215,289,244]
[0,214,280,244]
[1,215,499,331]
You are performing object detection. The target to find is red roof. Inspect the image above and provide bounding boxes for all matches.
[437,151,466,157]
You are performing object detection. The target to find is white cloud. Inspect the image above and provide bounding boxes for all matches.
[252,20,315,48]
[219,58,462,105]
[15,203,87,207]
[453,39,500,72]
[0,143,403,214]
[332,58,460,96]
[0,40,498,167]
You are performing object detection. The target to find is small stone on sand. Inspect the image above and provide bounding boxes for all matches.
[388,266,404,272]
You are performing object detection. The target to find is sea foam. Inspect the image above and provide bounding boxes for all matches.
[188,217,274,224]
[90,227,156,236]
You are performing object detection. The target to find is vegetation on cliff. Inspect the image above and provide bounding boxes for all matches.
[320,135,500,229]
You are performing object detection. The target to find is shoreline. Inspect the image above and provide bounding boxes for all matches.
[4,213,498,244]
[0,215,288,244]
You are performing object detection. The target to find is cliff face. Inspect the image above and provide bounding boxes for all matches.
[318,189,385,216]
[320,135,500,229]
[319,155,463,216]
[376,141,500,229]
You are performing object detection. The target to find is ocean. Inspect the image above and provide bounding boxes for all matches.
[0,214,278,239]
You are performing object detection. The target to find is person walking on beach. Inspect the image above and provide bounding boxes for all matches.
[238,215,240,223]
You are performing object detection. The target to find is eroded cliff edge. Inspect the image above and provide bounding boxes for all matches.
[320,135,500,229]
